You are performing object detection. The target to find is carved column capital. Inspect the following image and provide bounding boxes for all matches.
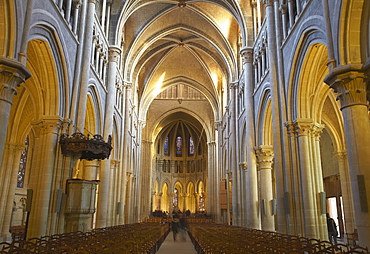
[207,141,217,146]
[334,151,347,163]
[293,119,313,137]
[0,57,31,103]
[229,81,239,90]
[324,65,369,110]
[72,0,82,9]
[108,46,121,63]
[124,82,132,89]
[226,171,232,181]
[138,120,146,128]
[5,142,25,152]
[279,4,288,14]
[261,0,274,7]
[284,121,295,138]
[311,123,325,141]
[254,145,274,170]
[214,120,222,130]
[240,47,254,65]
[239,161,248,171]
[32,116,63,136]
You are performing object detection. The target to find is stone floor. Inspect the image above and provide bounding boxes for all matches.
[156,231,197,254]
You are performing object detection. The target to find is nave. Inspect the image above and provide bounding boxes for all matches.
[1,219,369,254]
[156,231,196,254]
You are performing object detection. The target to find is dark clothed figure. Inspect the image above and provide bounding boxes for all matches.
[171,217,180,241]
[185,209,191,217]
[326,213,338,245]
[179,215,188,241]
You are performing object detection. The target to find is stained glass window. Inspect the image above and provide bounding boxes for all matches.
[199,193,205,211]
[173,188,178,209]
[176,136,182,155]
[164,136,169,155]
[17,137,29,188]
[189,136,194,155]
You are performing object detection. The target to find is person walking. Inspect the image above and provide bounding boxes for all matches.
[326,213,338,244]
[171,217,180,241]
[179,214,188,241]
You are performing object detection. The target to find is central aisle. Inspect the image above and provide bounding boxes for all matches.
[156,231,197,254]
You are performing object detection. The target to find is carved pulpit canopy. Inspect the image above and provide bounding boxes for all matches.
[59,132,112,160]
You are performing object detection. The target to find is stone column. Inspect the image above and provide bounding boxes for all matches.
[107,160,118,226]
[27,117,62,238]
[263,0,287,233]
[239,162,248,227]
[117,83,128,225]
[322,0,336,71]
[0,59,30,170]
[0,143,24,241]
[18,0,34,65]
[124,172,132,223]
[240,47,259,229]
[287,0,295,28]
[207,141,219,221]
[72,0,82,34]
[285,122,302,235]
[335,151,355,244]
[215,121,223,223]
[279,3,288,38]
[229,82,240,226]
[104,0,112,35]
[293,119,317,239]
[81,160,99,180]
[95,46,120,228]
[121,83,132,178]
[255,146,275,231]
[76,0,97,130]
[135,121,145,221]
[141,138,152,220]
[311,124,327,239]
[325,68,370,246]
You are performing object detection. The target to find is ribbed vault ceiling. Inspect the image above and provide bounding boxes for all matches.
[112,0,251,141]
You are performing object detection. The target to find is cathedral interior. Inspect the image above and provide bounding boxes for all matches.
[0,0,369,249]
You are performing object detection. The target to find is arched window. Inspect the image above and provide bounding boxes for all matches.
[173,188,178,209]
[164,136,169,155]
[176,136,182,155]
[199,191,205,211]
[17,137,29,188]
[189,136,194,155]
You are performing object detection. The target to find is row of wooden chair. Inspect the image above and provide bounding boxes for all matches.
[0,222,169,253]
[145,216,212,224]
[187,223,369,254]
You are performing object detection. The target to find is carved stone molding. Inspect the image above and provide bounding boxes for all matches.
[293,119,323,139]
[324,65,369,110]
[240,47,253,65]
[293,119,313,137]
[108,46,121,63]
[0,57,31,104]
[284,121,295,138]
[72,0,82,9]
[254,145,274,170]
[229,81,239,90]
[239,161,248,171]
[31,117,63,136]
